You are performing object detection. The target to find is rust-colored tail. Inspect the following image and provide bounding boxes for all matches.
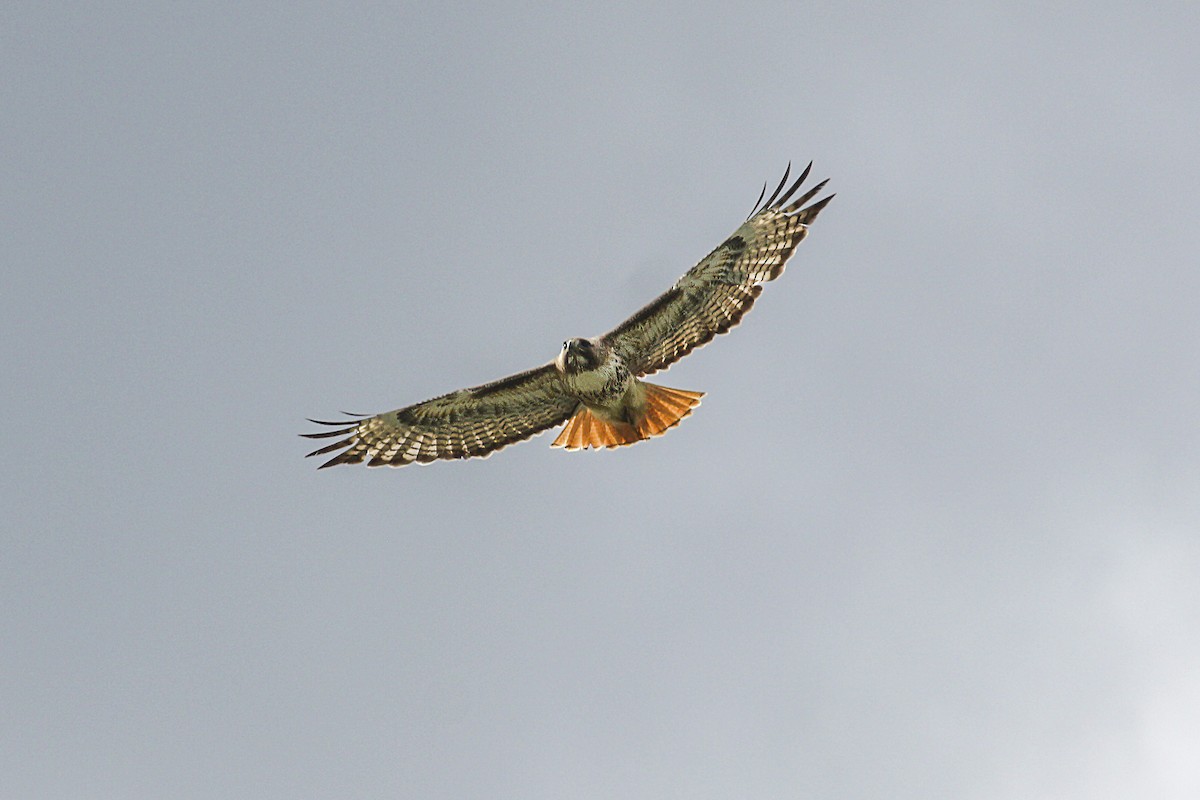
[636,383,705,439]
[551,383,704,451]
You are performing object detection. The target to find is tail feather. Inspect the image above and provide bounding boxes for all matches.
[571,410,590,449]
[636,383,704,438]
[551,382,704,451]
[552,409,641,450]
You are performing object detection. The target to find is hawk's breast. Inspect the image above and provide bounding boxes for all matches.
[561,354,630,404]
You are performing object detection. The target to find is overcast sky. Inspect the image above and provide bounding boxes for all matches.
[3,3,1198,799]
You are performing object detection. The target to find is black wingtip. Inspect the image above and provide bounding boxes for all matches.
[761,162,792,211]
[306,411,369,425]
[300,426,358,440]
[750,161,829,218]
[317,450,366,469]
[804,193,835,217]
[302,411,371,437]
[782,177,833,215]
[302,412,368,464]
[774,161,814,209]
[748,180,768,219]
[306,437,357,458]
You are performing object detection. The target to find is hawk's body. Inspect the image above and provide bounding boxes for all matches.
[551,336,705,449]
[304,163,833,468]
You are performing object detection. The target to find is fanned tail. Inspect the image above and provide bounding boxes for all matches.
[550,383,704,451]
[551,408,641,450]
[635,383,704,438]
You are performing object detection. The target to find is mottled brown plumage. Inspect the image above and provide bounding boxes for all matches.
[303,162,833,468]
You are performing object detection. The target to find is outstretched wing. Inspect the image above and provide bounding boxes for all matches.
[302,363,578,468]
[602,162,833,376]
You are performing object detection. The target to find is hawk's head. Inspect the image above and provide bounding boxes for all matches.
[556,337,604,374]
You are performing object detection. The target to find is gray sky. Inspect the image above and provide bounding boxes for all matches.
[3,3,1198,798]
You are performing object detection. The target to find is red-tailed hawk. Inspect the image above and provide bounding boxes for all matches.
[304,162,833,468]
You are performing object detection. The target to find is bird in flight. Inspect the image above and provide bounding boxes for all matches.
[303,162,833,468]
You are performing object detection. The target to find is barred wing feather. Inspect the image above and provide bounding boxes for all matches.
[302,363,578,468]
[602,162,833,376]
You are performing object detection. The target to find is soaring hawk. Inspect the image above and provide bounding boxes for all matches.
[304,162,833,468]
